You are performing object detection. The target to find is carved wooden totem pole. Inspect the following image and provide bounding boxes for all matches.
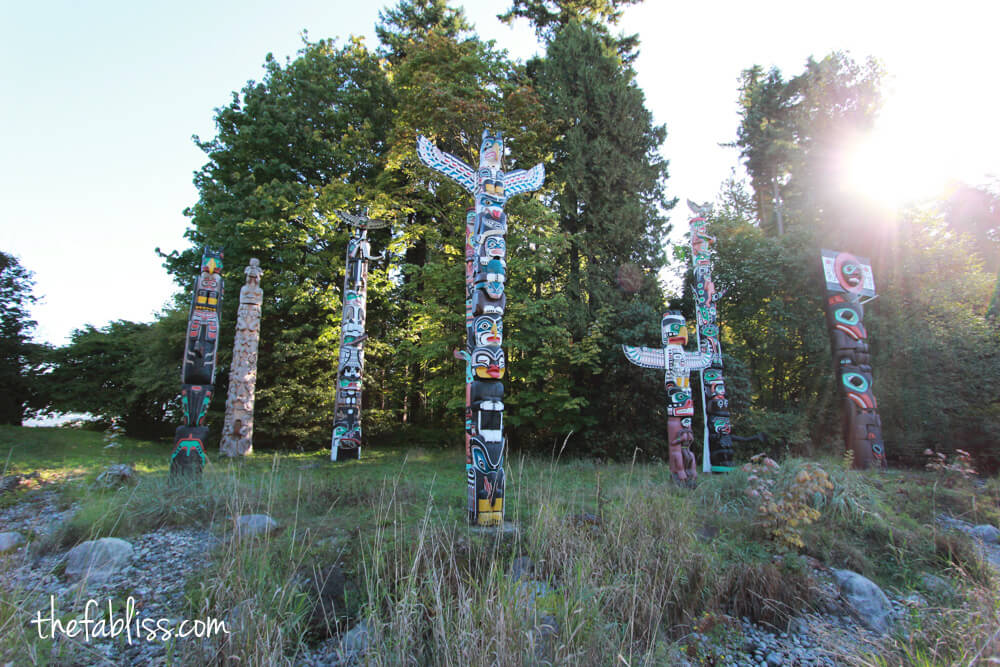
[417,130,544,526]
[688,201,736,472]
[623,312,710,486]
[221,258,263,457]
[170,249,223,477]
[821,249,886,469]
[331,211,387,461]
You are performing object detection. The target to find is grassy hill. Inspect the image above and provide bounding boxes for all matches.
[1,425,998,665]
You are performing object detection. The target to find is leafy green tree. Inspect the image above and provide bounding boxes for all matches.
[500,0,640,44]
[39,315,182,436]
[0,252,39,425]
[165,37,395,448]
[733,53,883,237]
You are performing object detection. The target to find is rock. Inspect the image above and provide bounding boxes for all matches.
[305,564,361,633]
[511,556,535,582]
[832,569,892,634]
[903,593,928,607]
[787,616,809,636]
[235,514,277,537]
[342,620,371,655]
[766,651,783,666]
[533,614,559,661]
[516,579,554,613]
[96,463,137,487]
[0,531,25,553]
[971,524,1000,544]
[920,572,953,597]
[65,538,134,583]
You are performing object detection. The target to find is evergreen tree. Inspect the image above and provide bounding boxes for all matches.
[0,252,39,425]
[527,19,674,456]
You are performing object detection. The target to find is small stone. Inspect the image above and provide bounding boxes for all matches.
[342,620,371,654]
[971,524,1000,544]
[920,573,953,597]
[235,514,277,537]
[0,531,26,552]
[511,556,535,582]
[766,651,783,666]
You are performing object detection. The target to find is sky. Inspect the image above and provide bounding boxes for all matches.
[3,0,998,346]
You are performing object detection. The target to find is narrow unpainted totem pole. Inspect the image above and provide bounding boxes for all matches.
[170,249,224,476]
[330,211,387,462]
[821,249,886,469]
[688,201,736,472]
[623,313,710,485]
[221,258,263,457]
[417,130,544,526]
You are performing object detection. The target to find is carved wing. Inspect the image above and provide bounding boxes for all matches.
[684,351,712,371]
[687,199,713,218]
[622,345,666,370]
[416,135,476,193]
[335,211,391,230]
[504,163,545,198]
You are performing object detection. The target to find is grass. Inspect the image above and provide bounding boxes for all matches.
[0,425,997,665]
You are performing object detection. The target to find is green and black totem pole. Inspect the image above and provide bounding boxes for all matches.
[417,130,544,526]
[170,249,223,476]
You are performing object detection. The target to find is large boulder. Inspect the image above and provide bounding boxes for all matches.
[65,537,134,583]
[832,569,893,634]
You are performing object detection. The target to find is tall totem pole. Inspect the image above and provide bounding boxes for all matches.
[221,258,263,458]
[417,130,544,526]
[623,313,711,485]
[170,249,223,477]
[688,201,735,472]
[330,211,387,462]
[821,249,886,469]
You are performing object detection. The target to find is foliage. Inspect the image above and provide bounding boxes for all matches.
[0,252,40,426]
[743,453,833,550]
[37,316,181,437]
[924,447,977,481]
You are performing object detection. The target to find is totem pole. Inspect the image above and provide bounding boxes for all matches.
[821,249,886,469]
[688,200,735,472]
[417,130,544,526]
[221,258,263,457]
[170,249,223,477]
[330,211,388,461]
[623,312,711,485]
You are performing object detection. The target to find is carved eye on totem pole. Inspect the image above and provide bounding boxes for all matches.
[476,211,507,238]
[471,439,504,474]
[830,300,867,340]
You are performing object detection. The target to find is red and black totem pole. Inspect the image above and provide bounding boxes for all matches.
[821,249,886,469]
[170,248,223,477]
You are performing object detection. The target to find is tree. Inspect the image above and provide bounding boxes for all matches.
[164,37,395,448]
[524,19,674,455]
[0,252,39,425]
[39,316,182,436]
[733,53,883,238]
[499,0,641,45]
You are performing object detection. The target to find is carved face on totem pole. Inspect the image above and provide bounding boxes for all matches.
[472,346,505,380]
[470,435,504,495]
[342,292,365,338]
[180,385,213,426]
[661,311,689,347]
[478,235,506,265]
[476,210,507,239]
[470,314,503,348]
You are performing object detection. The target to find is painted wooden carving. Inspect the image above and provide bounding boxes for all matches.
[418,130,544,526]
[221,258,263,458]
[623,312,711,485]
[331,211,388,461]
[170,248,223,476]
[821,249,886,469]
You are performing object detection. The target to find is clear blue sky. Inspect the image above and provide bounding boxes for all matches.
[3,1,996,345]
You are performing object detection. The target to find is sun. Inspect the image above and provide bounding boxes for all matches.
[842,84,990,211]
